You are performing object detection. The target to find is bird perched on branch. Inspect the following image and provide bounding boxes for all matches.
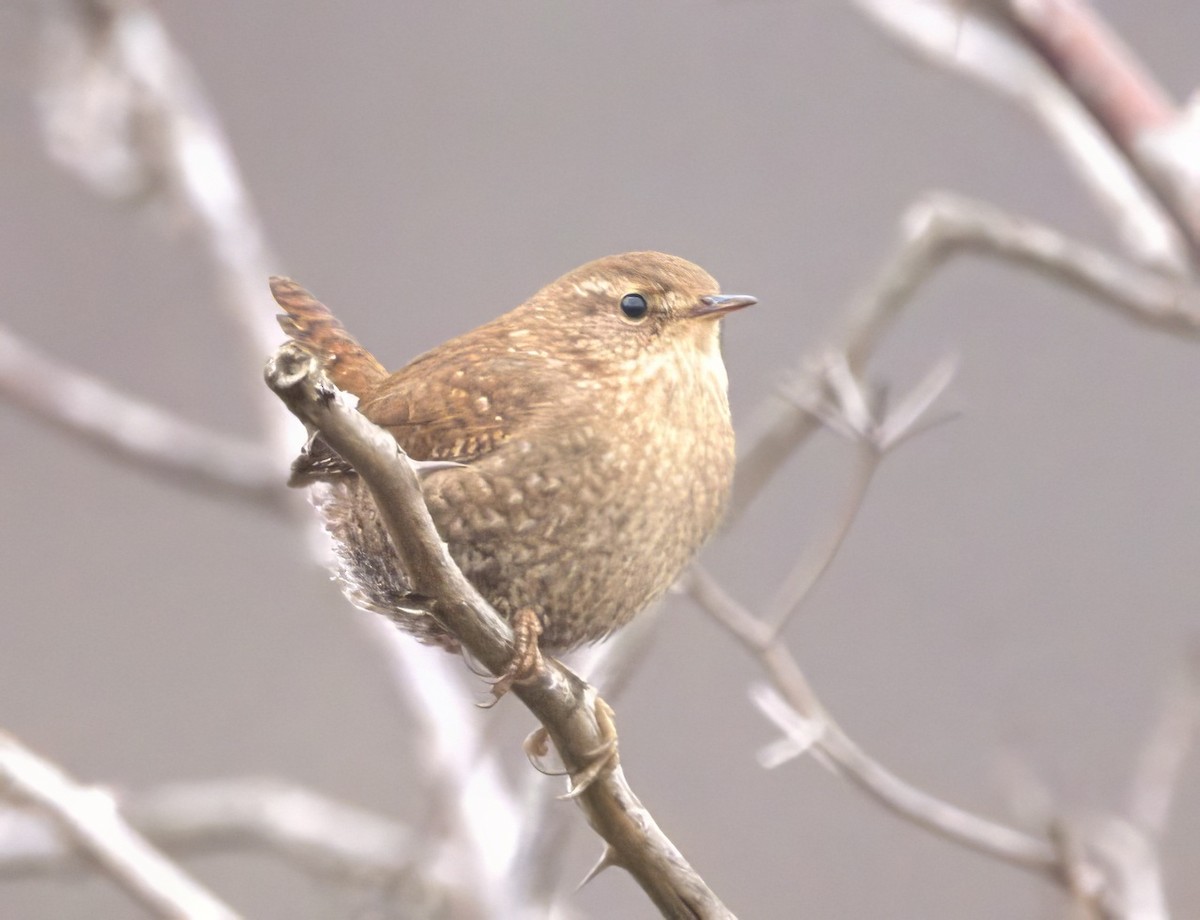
[271,252,753,690]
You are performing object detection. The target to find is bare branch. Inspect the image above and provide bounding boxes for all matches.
[1005,0,1200,260]
[749,684,826,770]
[731,191,1200,521]
[508,604,668,913]
[1053,817,1169,920]
[755,352,955,636]
[264,345,735,919]
[0,729,240,920]
[38,0,281,360]
[359,617,521,915]
[0,323,287,511]
[0,777,412,884]
[686,570,1102,893]
[838,192,1200,364]
[760,446,878,637]
[1125,651,1200,841]
[851,0,1188,271]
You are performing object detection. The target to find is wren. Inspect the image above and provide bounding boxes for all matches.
[271,252,753,662]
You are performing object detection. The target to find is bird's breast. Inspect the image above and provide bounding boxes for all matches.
[420,343,735,648]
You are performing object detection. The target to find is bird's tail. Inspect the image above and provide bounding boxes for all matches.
[270,276,387,398]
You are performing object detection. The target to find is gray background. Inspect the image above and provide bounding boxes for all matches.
[2,1,1199,917]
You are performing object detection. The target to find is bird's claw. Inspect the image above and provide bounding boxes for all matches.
[560,696,620,798]
[522,697,621,797]
[479,607,545,707]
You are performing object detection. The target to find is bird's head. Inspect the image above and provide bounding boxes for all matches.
[520,251,755,370]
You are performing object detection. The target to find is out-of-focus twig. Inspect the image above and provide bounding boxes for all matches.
[0,776,413,884]
[696,358,1083,878]
[708,347,1189,917]
[1005,0,1200,262]
[1125,650,1200,841]
[691,357,1084,881]
[362,618,520,915]
[39,0,281,363]
[0,730,240,920]
[687,568,1089,886]
[758,351,957,637]
[0,323,286,511]
[731,191,1200,521]
[852,0,1188,272]
[1052,816,1168,920]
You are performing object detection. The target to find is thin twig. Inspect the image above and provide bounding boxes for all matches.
[0,777,413,884]
[1052,816,1169,920]
[731,191,1200,521]
[0,730,240,920]
[696,349,1105,891]
[756,348,960,640]
[761,446,879,638]
[0,324,287,512]
[1125,650,1200,841]
[839,192,1200,364]
[360,617,520,915]
[39,0,282,362]
[264,345,735,919]
[686,569,1104,893]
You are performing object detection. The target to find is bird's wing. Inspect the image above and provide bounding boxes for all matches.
[362,334,568,462]
[289,322,571,484]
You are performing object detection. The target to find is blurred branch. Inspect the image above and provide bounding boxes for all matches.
[264,344,735,919]
[839,192,1200,360]
[696,360,1086,878]
[0,323,287,511]
[851,0,1189,271]
[361,618,520,914]
[1004,0,1200,261]
[0,776,413,884]
[710,350,1188,918]
[731,191,1200,521]
[0,729,240,920]
[687,568,1086,884]
[1125,650,1200,841]
[38,0,282,364]
[1052,817,1168,920]
[759,351,959,637]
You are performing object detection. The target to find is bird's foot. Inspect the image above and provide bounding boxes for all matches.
[524,695,620,798]
[483,607,545,704]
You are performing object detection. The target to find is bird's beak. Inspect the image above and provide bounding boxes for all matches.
[690,293,757,319]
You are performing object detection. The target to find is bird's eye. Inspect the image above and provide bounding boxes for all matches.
[619,292,649,320]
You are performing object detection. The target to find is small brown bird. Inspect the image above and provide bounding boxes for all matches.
[271,252,753,682]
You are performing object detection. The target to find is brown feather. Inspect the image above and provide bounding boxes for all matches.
[270,276,387,397]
